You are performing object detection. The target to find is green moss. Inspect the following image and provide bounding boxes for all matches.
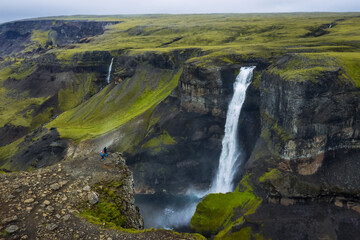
[0,88,49,128]
[0,136,25,162]
[142,130,176,154]
[218,226,264,240]
[271,53,339,82]
[58,73,98,112]
[191,192,251,235]
[30,107,54,130]
[259,168,282,182]
[191,174,262,236]
[79,180,128,227]
[31,30,50,48]
[58,84,83,112]
[252,71,262,89]
[222,226,252,240]
[327,52,360,87]
[0,60,37,82]
[81,201,127,226]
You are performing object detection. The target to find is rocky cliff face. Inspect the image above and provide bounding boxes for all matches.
[237,57,360,239]
[0,153,145,239]
[191,53,360,239]
[257,55,360,190]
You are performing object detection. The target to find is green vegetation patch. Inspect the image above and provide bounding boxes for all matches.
[31,30,50,48]
[79,180,127,227]
[30,107,54,130]
[58,73,98,112]
[0,59,37,82]
[190,192,252,235]
[48,67,182,142]
[0,136,25,163]
[0,88,49,128]
[141,130,176,154]
[217,226,264,240]
[260,111,291,154]
[271,53,339,82]
[191,174,262,236]
[270,52,360,87]
[327,52,360,87]
[259,168,282,183]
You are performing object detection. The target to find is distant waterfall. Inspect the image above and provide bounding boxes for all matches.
[211,66,255,193]
[106,58,114,84]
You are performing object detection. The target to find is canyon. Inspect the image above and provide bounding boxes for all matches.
[0,13,359,239]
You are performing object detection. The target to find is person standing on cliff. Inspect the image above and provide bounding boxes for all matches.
[104,147,108,157]
[100,150,105,160]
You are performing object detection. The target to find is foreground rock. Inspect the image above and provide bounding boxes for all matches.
[0,153,201,239]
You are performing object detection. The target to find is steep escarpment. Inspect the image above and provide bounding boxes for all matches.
[192,53,360,239]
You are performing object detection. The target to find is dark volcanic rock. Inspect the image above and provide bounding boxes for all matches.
[2,128,68,171]
[0,124,29,147]
[237,56,360,239]
[246,200,360,240]
[259,67,360,179]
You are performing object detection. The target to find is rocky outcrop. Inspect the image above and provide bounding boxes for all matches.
[0,153,144,239]
[0,151,201,239]
[3,128,68,171]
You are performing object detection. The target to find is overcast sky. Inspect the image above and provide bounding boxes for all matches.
[1,0,359,23]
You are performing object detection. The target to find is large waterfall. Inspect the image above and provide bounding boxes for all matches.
[136,66,255,230]
[106,57,114,84]
[211,66,255,193]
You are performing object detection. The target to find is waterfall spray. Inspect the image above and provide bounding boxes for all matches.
[211,66,255,193]
[106,58,114,84]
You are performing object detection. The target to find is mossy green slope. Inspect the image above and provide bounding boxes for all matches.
[0,59,48,129]
[48,65,182,141]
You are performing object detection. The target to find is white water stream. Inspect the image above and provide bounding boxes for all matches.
[106,57,114,84]
[210,66,255,193]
